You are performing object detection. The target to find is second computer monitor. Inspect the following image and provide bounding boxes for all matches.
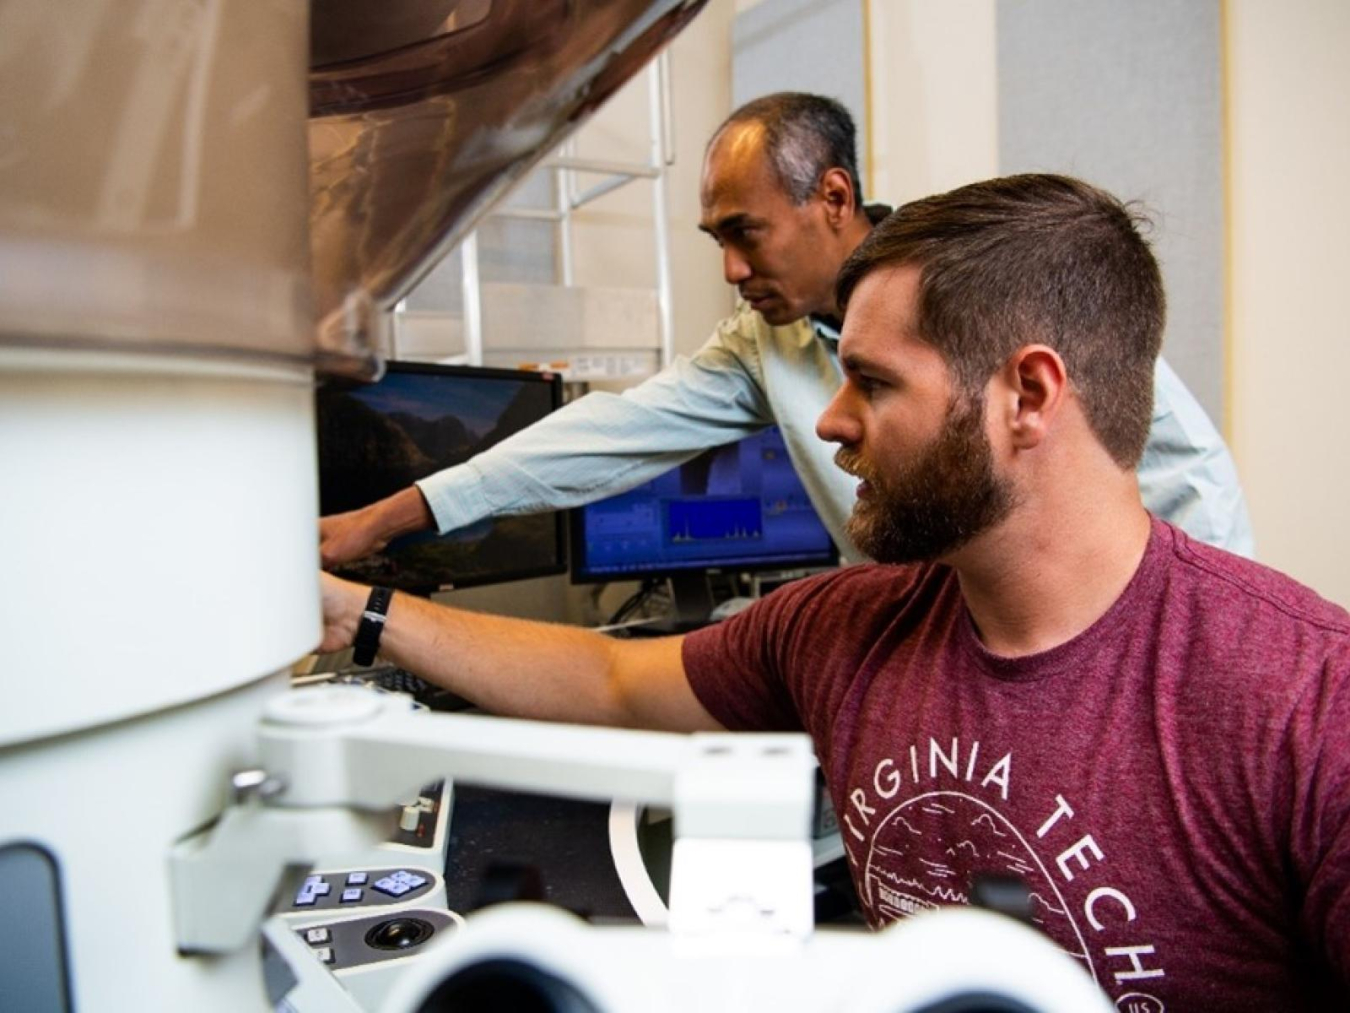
[571,426,838,627]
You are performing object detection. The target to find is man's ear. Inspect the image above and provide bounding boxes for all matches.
[818,167,857,227]
[1000,344,1068,450]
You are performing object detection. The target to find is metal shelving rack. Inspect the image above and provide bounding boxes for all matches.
[394,54,676,375]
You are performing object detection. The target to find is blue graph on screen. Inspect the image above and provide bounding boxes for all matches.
[668,498,762,542]
[574,426,835,579]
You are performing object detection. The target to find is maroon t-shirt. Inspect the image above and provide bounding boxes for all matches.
[684,518,1350,1011]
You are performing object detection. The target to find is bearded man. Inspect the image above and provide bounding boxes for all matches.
[320,174,1349,1010]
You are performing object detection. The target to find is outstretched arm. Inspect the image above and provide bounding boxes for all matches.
[317,323,772,567]
[319,573,724,733]
[415,335,774,534]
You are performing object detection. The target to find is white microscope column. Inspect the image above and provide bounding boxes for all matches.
[0,2,318,1008]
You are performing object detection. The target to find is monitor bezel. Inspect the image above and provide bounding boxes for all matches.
[567,431,840,588]
[318,359,568,596]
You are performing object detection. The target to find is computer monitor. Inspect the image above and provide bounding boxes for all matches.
[316,361,566,594]
[570,426,838,629]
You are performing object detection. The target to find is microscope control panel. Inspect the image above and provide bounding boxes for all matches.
[280,867,439,914]
[291,907,461,972]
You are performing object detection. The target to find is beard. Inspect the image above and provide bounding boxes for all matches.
[836,394,1016,564]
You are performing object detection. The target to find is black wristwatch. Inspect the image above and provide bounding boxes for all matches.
[352,586,394,666]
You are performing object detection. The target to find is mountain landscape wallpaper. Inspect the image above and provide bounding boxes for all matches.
[316,369,564,591]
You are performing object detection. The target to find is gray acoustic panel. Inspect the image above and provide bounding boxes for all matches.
[732,0,868,190]
[997,0,1225,422]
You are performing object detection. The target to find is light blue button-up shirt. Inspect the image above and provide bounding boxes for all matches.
[418,302,1255,561]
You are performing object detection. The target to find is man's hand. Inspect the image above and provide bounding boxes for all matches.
[317,572,369,653]
[319,505,392,569]
[319,487,435,569]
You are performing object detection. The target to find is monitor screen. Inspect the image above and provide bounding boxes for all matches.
[316,361,565,594]
[570,426,838,595]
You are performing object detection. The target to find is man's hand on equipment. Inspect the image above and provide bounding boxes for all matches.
[313,568,721,733]
[318,486,436,568]
[317,572,367,653]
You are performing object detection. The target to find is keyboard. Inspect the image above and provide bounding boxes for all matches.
[364,668,471,712]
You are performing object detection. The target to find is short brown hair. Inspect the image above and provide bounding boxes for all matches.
[836,174,1165,467]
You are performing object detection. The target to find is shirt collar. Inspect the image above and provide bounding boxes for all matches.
[809,315,842,344]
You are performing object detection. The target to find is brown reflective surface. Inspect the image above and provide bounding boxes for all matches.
[0,0,705,372]
[0,0,312,363]
[308,0,708,377]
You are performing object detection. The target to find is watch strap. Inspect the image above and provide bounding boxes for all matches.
[352,586,394,666]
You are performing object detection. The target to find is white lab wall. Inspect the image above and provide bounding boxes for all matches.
[566,0,737,361]
[1227,0,1350,607]
[865,0,999,203]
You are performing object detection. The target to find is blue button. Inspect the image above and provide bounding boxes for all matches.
[346,872,368,886]
[304,875,325,887]
[293,891,317,907]
[311,881,331,896]
[340,888,363,903]
[373,877,412,897]
[404,874,427,889]
[389,871,413,885]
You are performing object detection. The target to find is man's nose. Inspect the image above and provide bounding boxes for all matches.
[723,247,752,285]
[816,383,860,446]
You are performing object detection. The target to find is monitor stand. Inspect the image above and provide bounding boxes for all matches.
[627,572,716,636]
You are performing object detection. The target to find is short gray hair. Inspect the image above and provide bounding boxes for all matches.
[713,92,863,206]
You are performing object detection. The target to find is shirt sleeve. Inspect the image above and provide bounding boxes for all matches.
[416,307,776,533]
[681,566,889,734]
[1139,357,1256,558]
[681,584,809,733]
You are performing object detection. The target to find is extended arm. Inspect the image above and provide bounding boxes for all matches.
[319,573,724,733]
[319,313,775,568]
[416,332,773,531]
